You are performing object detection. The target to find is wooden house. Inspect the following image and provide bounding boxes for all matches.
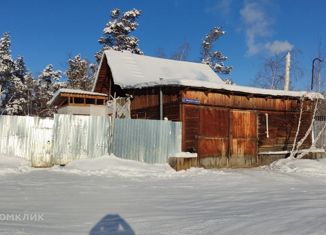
[48,89,109,116]
[93,50,323,168]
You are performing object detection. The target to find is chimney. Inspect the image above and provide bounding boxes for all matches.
[284,51,291,91]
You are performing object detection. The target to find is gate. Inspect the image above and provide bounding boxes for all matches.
[182,105,258,168]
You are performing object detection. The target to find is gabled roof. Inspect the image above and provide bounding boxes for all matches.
[48,88,108,106]
[93,49,224,89]
[93,50,323,100]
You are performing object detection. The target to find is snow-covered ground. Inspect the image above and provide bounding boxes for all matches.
[1,155,326,235]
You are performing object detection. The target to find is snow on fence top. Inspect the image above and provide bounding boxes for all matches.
[48,88,108,106]
[95,49,323,100]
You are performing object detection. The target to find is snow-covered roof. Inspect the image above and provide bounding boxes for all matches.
[132,79,323,99]
[94,49,224,88]
[48,88,108,106]
[94,50,323,100]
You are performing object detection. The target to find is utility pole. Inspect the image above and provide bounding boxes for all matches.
[284,52,291,91]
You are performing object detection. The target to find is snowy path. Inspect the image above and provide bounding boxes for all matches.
[0,156,326,234]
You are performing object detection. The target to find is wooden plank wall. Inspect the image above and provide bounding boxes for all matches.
[179,90,314,168]
[130,103,180,121]
[93,57,112,95]
[258,111,312,152]
[230,110,258,167]
[183,105,200,153]
[197,106,230,168]
[181,90,313,112]
[130,88,180,121]
[181,105,259,168]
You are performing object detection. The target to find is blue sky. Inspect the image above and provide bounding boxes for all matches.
[0,0,325,90]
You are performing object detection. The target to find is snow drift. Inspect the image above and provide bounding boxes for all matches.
[0,157,31,175]
[270,158,326,176]
[1,154,326,177]
[54,155,226,179]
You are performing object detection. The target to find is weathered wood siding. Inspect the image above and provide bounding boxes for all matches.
[130,88,180,121]
[179,90,313,168]
[181,90,305,112]
[230,110,258,167]
[196,106,230,168]
[93,57,112,96]
[181,104,259,168]
[258,111,312,152]
[182,105,200,154]
[198,107,229,157]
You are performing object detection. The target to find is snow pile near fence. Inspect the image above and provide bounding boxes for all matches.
[1,153,326,178]
[0,157,31,175]
[270,158,326,176]
[55,154,225,179]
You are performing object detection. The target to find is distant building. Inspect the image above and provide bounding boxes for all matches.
[92,50,323,168]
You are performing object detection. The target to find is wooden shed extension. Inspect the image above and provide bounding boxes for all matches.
[48,89,109,116]
[94,50,323,168]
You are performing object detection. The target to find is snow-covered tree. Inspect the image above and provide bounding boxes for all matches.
[0,33,30,115]
[4,77,28,115]
[201,27,232,75]
[96,8,143,62]
[33,64,62,117]
[0,32,16,112]
[0,32,66,116]
[23,73,36,115]
[4,56,29,115]
[66,55,95,91]
[14,56,27,81]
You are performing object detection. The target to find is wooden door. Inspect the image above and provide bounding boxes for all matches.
[230,110,258,167]
[182,105,200,153]
[182,105,230,168]
[197,107,229,158]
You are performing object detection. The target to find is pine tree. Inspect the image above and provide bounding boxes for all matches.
[66,55,95,91]
[0,32,16,112]
[4,76,28,115]
[201,27,232,75]
[4,56,29,115]
[34,64,62,117]
[96,8,143,62]
[23,73,36,116]
[14,56,27,81]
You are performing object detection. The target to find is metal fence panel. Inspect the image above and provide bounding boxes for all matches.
[52,114,112,164]
[112,119,182,164]
[30,119,54,167]
[0,115,53,161]
[0,115,182,165]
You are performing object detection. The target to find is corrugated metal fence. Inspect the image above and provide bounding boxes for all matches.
[0,114,181,166]
[113,119,181,164]
[0,115,53,167]
[52,115,113,165]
